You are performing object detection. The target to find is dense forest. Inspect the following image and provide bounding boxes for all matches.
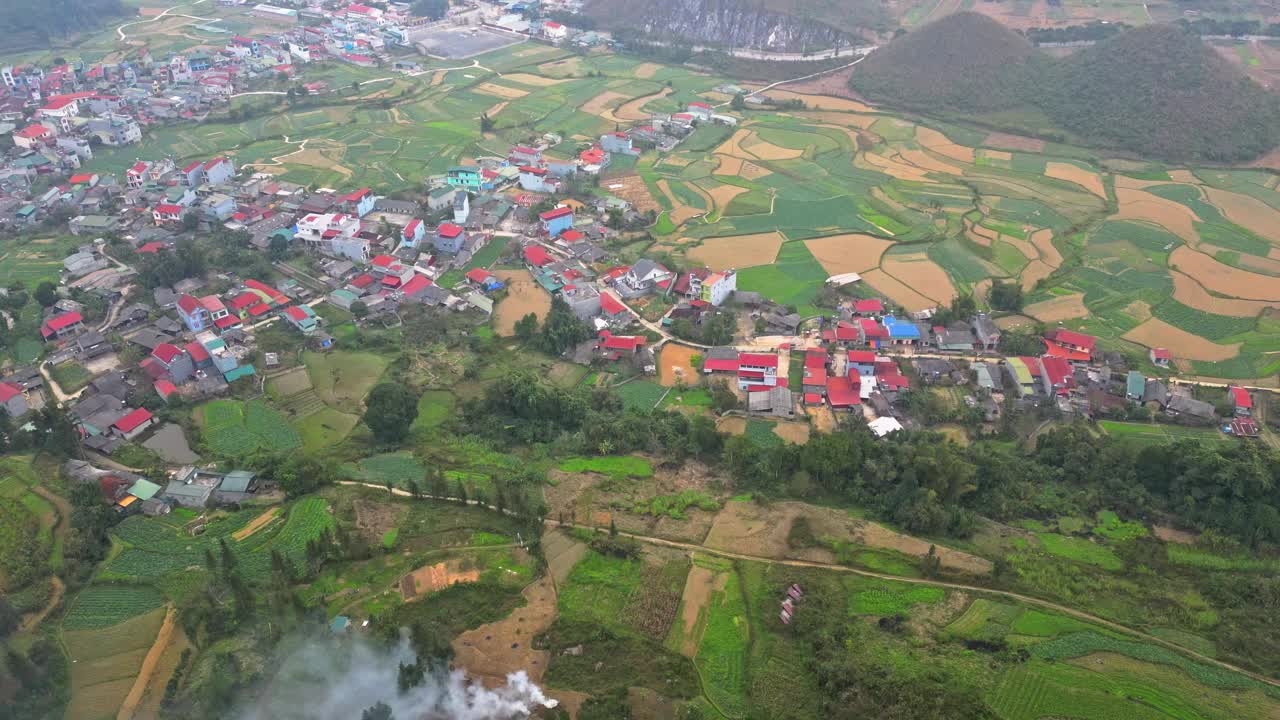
[0,0,128,52]
[850,13,1280,162]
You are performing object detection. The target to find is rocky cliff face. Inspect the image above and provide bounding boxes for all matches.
[584,0,855,51]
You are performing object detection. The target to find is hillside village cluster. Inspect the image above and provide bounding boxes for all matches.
[0,114,1265,517]
[0,0,616,211]
[0,0,1266,521]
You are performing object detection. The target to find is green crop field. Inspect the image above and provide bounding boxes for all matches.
[613,379,667,411]
[1036,533,1124,570]
[695,569,751,718]
[62,584,166,629]
[412,390,457,430]
[304,351,389,407]
[848,579,945,616]
[558,455,653,481]
[199,399,301,456]
[1099,421,1229,447]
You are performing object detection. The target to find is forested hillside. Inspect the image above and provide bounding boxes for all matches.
[850,13,1280,161]
[0,0,128,52]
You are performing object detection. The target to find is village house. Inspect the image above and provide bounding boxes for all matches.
[1149,347,1172,368]
[283,304,319,333]
[0,382,29,418]
[111,407,155,441]
[1044,328,1096,363]
[434,223,466,254]
[539,206,574,237]
[1229,386,1252,417]
[40,311,85,341]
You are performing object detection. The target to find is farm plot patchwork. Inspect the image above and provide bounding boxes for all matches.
[198,399,300,456]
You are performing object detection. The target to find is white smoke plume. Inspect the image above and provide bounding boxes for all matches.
[236,633,558,720]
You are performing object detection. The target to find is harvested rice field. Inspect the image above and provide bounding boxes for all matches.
[687,232,786,270]
[473,82,528,99]
[757,90,873,112]
[1114,188,1200,244]
[634,62,661,78]
[502,72,568,86]
[1020,260,1055,291]
[605,174,662,213]
[803,233,895,276]
[1023,293,1089,322]
[861,268,939,313]
[581,90,630,116]
[1169,246,1280,301]
[610,87,673,121]
[1123,319,1242,361]
[916,126,976,162]
[1202,186,1280,244]
[1045,162,1107,197]
[703,182,748,211]
[1170,271,1277,317]
[881,253,958,306]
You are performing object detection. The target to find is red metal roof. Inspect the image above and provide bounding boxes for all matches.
[602,335,644,351]
[853,298,883,313]
[465,268,495,284]
[177,294,201,314]
[826,376,860,407]
[599,292,626,315]
[381,275,402,287]
[523,245,551,267]
[1151,348,1172,360]
[1043,340,1091,362]
[0,382,21,402]
[153,203,183,215]
[1040,357,1075,388]
[153,380,177,397]
[229,291,260,311]
[560,229,585,242]
[44,311,83,332]
[152,343,183,364]
[847,350,876,363]
[371,254,396,268]
[703,357,739,372]
[438,223,463,238]
[14,124,50,139]
[400,274,432,296]
[805,351,827,368]
[351,273,375,288]
[804,393,823,404]
[184,342,210,363]
[739,352,778,368]
[113,407,153,433]
[539,206,573,221]
[247,302,272,317]
[137,241,166,254]
[214,315,241,329]
[1230,386,1252,409]
[284,306,309,321]
[1045,328,1096,351]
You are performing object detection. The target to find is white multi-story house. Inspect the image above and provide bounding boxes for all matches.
[699,270,736,306]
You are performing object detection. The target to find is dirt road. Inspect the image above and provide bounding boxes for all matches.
[116,606,177,720]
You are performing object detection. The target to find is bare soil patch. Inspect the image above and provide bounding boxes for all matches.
[741,133,803,161]
[1029,228,1062,267]
[982,132,1045,152]
[611,87,673,121]
[401,559,483,600]
[582,90,630,117]
[130,623,189,720]
[1203,186,1280,245]
[716,416,747,435]
[1003,234,1038,260]
[916,126,975,162]
[1153,525,1198,545]
[796,110,878,129]
[232,507,280,541]
[1020,260,1054,291]
[1123,300,1154,323]
[453,576,559,685]
[861,268,938,313]
[537,57,584,77]
[1024,293,1089,322]
[483,101,508,117]
[1166,170,1199,183]
[760,89,872,112]
[717,129,754,158]
[688,232,785,270]
[474,82,528,99]
[634,62,661,79]
[1170,246,1280,301]
[806,404,836,433]
[1171,271,1274,317]
[675,563,727,657]
[503,72,568,86]
[353,498,406,543]
[714,154,743,176]
[995,314,1037,329]
[1046,162,1106,197]
[1122,318,1242,361]
[863,152,933,183]
[772,421,810,444]
[492,269,552,335]
[704,182,747,212]
[1113,175,1169,190]
[1114,188,1201,244]
[900,148,963,175]
[430,70,446,86]
[606,174,662,214]
[882,253,958,306]
[804,233,894,276]
[658,343,701,386]
[116,607,176,720]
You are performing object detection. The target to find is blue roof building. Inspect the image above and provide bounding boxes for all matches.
[882,315,921,345]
